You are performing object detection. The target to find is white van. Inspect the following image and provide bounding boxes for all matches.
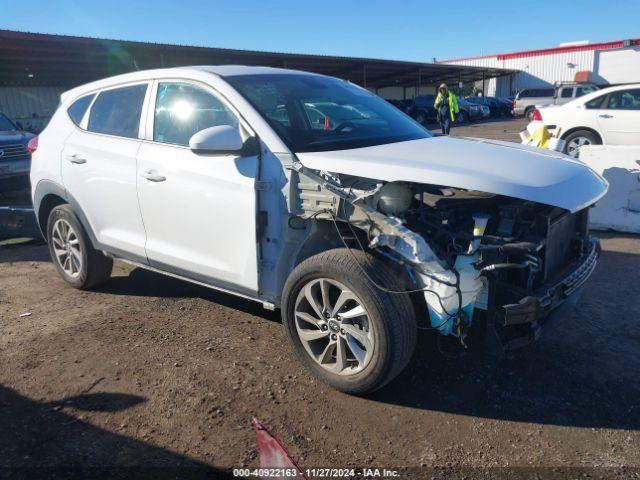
[31,66,607,394]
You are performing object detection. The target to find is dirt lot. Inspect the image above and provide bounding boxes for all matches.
[1,119,639,479]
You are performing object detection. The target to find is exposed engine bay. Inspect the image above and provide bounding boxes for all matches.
[292,162,599,350]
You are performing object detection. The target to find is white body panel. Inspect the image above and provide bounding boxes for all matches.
[297,136,608,213]
[30,105,73,192]
[61,130,147,257]
[136,141,259,291]
[597,110,640,145]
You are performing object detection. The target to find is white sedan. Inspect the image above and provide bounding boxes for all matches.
[533,83,640,157]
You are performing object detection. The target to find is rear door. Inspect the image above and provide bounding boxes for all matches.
[61,83,150,260]
[597,88,640,145]
[136,80,259,293]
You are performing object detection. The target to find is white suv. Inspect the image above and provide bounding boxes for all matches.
[31,66,607,394]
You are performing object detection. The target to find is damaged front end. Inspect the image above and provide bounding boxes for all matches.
[292,161,600,351]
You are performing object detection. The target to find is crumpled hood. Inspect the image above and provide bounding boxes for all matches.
[296,136,608,212]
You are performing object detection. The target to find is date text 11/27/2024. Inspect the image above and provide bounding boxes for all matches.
[233,468,400,478]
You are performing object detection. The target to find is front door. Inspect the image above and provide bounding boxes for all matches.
[597,88,640,145]
[136,81,259,293]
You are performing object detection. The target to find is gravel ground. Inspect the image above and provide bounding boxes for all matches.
[1,119,639,479]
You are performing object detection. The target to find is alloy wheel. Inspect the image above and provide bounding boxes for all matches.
[567,136,591,158]
[294,278,374,376]
[51,218,82,278]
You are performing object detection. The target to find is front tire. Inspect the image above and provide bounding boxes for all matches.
[281,249,416,395]
[47,204,113,289]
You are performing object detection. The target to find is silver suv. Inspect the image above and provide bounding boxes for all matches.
[514,87,555,119]
[515,83,600,120]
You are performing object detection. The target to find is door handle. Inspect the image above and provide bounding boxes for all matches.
[141,170,166,182]
[598,114,613,119]
[65,154,87,164]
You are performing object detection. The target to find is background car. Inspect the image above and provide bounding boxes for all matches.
[515,84,600,120]
[533,83,640,157]
[466,96,512,118]
[406,94,438,124]
[555,82,599,105]
[514,87,556,119]
[0,111,36,192]
[495,97,515,116]
[456,98,484,123]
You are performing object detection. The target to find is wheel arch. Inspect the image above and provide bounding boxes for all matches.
[33,180,67,240]
[33,180,98,246]
[275,219,414,305]
[560,126,603,144]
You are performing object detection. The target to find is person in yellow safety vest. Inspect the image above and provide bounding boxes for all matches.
[434,83,459,135]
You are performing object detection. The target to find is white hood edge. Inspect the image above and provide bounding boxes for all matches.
[296,136,608,213]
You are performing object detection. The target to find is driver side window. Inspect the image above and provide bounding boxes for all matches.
[153,82,238,146]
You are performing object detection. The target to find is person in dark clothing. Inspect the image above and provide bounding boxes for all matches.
[434,83,459,135]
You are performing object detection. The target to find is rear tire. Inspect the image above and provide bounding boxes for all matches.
[281,248,416,395]
[525,107,535,121]
[46,204,113,289]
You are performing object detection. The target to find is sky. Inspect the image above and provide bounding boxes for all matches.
[2,0,639,62]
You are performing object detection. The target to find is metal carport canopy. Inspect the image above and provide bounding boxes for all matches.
[0,29,516,90]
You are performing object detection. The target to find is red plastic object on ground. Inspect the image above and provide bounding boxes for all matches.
[531,109,543,122]
[252,418,307,479]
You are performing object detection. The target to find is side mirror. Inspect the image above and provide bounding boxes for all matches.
[189,125,244,154]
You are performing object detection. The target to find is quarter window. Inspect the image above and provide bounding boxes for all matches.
[585,95,607,109]
[67,94,95,126]
[606,89,640,110]
[153,83,238,146]
[87,84,147,138]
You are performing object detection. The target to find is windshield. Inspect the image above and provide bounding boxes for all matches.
[225,73,430,152]
[0,113,17,131]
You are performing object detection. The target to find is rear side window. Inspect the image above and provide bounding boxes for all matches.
[67,94,95,126]
[88,84,147,138]
[538,89,555,97]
